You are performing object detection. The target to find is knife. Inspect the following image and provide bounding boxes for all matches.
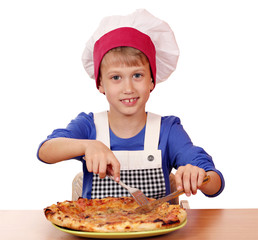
[134,175,210,214]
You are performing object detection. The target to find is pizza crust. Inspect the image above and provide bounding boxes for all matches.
[44,197,187,233]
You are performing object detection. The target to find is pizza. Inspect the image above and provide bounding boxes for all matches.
[44,196,187,233]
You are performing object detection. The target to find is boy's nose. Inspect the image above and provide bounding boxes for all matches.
[123,79,134,94]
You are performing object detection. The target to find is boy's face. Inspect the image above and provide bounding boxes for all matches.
[99,52,154,117]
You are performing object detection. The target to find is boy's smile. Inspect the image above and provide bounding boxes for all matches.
[120,97,139,105]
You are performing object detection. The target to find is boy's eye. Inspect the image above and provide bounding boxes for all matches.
[112,75,121,80]
[133,73,142,78]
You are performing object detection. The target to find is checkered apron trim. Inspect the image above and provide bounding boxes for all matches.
[91,169,166,199]
[91,111,166,199]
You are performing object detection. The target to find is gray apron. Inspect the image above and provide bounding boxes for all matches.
[91,111,166,199]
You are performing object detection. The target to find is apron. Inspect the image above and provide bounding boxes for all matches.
[91,111,166,199]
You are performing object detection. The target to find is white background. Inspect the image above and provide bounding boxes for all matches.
[1,0,257,210]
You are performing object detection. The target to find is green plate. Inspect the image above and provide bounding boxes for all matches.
[53,219,187,239]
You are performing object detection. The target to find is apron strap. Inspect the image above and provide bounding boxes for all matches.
[94,111,110,148]
[144,112,161,150]
[94,111,161,150]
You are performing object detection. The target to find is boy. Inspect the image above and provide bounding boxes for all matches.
[38,9,224,200]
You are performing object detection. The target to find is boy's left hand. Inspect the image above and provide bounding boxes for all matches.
[175,164,206,197]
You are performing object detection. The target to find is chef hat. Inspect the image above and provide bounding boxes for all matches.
[82,9,179,89]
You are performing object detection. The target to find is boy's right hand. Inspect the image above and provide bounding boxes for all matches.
[83,140,120,182]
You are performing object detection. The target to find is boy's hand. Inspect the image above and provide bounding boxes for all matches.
[83,140,120,182]
[175,164,206,197]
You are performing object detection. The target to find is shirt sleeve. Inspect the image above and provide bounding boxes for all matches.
[165,116,225,197]
[36,112,96,162]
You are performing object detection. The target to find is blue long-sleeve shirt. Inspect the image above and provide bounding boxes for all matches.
[37,112,225,198]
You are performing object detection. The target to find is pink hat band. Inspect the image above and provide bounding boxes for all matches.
[93,27,156,88]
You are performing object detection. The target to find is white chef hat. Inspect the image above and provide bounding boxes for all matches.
[81,9,179,89]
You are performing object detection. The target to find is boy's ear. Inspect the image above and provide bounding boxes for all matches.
[150,79,155,92]
[98,78,105,94]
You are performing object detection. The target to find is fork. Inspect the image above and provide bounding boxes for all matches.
[107,174,149,206]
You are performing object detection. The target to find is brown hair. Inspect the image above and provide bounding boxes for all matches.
[100,47,149,68]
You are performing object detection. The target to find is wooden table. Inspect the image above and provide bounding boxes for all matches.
[1,209,258,240]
